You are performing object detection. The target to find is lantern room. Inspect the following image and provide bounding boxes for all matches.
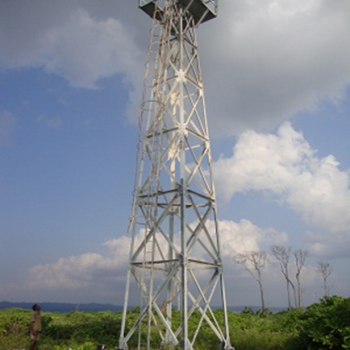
[139,0,218,25]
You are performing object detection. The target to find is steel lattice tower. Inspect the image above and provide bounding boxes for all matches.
[119,1,232,350]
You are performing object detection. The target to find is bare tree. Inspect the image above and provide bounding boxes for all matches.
[235,251,267,312]
[294,249,311,307]
[317,261,333,297]
[270,245,296,308]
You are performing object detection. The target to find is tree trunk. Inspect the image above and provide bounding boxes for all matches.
[258,279,265,311]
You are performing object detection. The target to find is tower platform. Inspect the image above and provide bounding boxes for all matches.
[139,0,217,25]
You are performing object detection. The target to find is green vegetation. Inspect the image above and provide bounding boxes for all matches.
[1,296,349,350]
[291,296,350,350]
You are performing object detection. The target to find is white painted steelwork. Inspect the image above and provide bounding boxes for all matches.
[119,1,232,350]
[139,0,218,25]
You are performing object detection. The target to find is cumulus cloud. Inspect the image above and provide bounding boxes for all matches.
[1,1,349,132]
[305,230,350,259]
[22,219,345,306]
[0,1,143,89]
[25,219,286,299]
[200,0,350,135]
[0,111,16,146]
[216,219,287,256]
[28,237,130,291]
[213,122,350,254]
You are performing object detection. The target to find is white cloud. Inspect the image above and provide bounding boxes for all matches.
[20,219,347,306]
[41,9,142,88]
[0,111,16,146]
[305,230,350,259]
[214,122,350,254]
[28,238,130,291]
[25,219,286,295]
[1,1,349,132]
[0,2,143,89]
[200,0,350,135]
[217,219,287,256]
[29,253,109,289]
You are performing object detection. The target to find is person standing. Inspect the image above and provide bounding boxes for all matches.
[29,304,42,350]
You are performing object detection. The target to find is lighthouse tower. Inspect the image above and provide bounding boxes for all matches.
[119,1,232,349]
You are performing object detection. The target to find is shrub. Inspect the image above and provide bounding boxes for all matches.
[293,296,350,350]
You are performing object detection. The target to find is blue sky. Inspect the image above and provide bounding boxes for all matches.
[1,0,349,308]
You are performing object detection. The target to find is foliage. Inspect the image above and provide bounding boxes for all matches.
[292,296,350,350]
[53,341,96,350]
[0,296,349,350]
[0,308,121,350]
